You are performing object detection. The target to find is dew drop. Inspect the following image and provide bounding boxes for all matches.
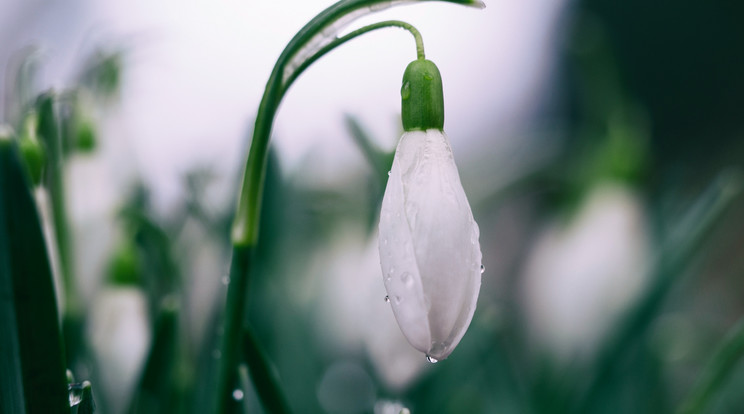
[387,170,391,176]
[384,295,390,303]
[232,389,244,401]
[67,381,91,407]
[426,355,439,364]
[401,81,411,100]
[480,264,485,274]
[221,275,230,285]
[68,388,82,407]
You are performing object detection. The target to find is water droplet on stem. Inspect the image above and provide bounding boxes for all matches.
[401,81,411,100]
[232,389,244,401]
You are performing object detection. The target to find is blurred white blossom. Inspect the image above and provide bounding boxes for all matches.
[89,286,150,414]
[316,231,427,391]
[522,182,651,361]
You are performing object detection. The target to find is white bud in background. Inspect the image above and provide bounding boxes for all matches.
[522,182,651,361]
[89,286,150,414]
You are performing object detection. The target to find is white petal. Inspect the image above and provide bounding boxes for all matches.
[379,129,482,360]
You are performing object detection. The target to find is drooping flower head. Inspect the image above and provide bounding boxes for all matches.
[379,58,482,362]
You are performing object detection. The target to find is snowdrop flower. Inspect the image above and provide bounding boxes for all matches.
[522,182,651,361]
[89,286,150,414]
[378,59,482,362]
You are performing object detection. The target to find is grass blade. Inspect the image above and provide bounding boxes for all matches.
[242,326,292,414]
[678,317,744,414]
[0,136,68,413]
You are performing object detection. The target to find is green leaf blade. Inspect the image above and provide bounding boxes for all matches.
[0,138,68,414]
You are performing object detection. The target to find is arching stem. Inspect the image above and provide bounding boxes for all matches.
[231,19,428,247]
[282,20,426,94]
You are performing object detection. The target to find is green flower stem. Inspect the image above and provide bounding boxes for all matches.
[214,245,252,414]
[677,317,744,414]
[242,327,292,414]
[219,1,484,412]
[282,20,426,93]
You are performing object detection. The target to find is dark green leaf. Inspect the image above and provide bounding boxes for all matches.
[0,137,68,413]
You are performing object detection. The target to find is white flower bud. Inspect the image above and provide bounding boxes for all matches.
[378,129,482,361]
[522,183,651,361]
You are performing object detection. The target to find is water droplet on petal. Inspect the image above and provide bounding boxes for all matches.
[384,295,390,303]
[426,355,439,363]
[387,170,391,176]
[232,389,244,401]
[480,264,485,274]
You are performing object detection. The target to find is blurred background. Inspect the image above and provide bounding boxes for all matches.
[3,0,744,413]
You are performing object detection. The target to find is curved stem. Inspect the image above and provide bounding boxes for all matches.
[282,20,425,95]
